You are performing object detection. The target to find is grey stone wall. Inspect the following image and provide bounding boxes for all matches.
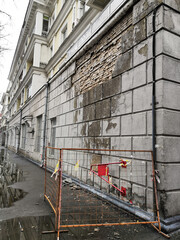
[7,0,180,221]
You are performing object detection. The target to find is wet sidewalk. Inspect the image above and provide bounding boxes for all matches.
[0,147,180,240]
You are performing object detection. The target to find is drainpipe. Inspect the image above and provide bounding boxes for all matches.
[17,109,22,153]
[152,8,157,220]
[5,121,9,149]
[41,83,49,167]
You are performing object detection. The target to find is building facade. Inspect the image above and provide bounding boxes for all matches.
[0,0,180,232]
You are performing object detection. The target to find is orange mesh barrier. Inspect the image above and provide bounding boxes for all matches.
[44,147,170,239]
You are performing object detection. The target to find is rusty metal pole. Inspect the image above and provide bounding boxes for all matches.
[57,149,63,240]
[44,147,47,198]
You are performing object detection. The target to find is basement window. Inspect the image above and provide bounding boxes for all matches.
[61,24,67,42]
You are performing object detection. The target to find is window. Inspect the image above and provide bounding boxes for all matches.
[19,71,23,82]
[79,0,86,18]
[61,24,67,42]
[42,15,49,35]
[50,45,53,57]
[35,115,42,152]
[27,81,32,99]
[21,124,26,149]
[21,90,24,105]
[72,3,76,28]
[50,118,56,155]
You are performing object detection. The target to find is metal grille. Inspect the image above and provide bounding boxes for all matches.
[44,147,169,239]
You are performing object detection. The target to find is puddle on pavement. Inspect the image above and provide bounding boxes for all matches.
[0,214,158,240]
[0,148,26,208]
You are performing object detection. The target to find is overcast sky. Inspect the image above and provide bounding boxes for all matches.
[0,0,29,100]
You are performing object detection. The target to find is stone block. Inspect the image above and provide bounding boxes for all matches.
[102,117,120,136]
[112,50,132,77]
[156,30,180,59]
[83,84,102,106]
[157,136,180,163]
[78,123,88,136]
[61,69,68,82]
[121,112,146,135]
[111,137,132,152]
[163,110,180,136]
[73,94,83,109]
[163,0,180,12]
[61,126,69,137]
[96,84,103,102]
[68,124,77,137]
[133,62,147,88]
[157,163,180,191]
[133,0,162,24]
[94,137,110,149]
[102,77,121,98]
[156,55,180,83]
[55,126,62,138]
[121,69,133,92]
[64,138,73,148]
[111,92,132,116]
[95,99,111,119]
[73,109,83,123]
[59,114,66,126]
[91,154,102,171]
[146,109,179,135]
[160,191,180,218]
[88,121,102,137]
[67,61,76,77]
[133,18,146,45]
[147,59,153,83]
[65,111,74,125]
[147,110,163,135]
[88,88,96,105]
[83,104,95,121]
[131,160,146,186]
[162,81,180,110]
[72,137,82,148]
[83,91,89,107]
[61,92,67,104]
[147,6,180,36]
[147,189,153,211]
[82,137,91,149]
[147,6,163,36]
[109,164,120,179]
[63,77,71,92]
[133,85,152,112]
[121,26,133,53]
[133,136,152,160]
[132,185,146,209]
[133,37,152,66]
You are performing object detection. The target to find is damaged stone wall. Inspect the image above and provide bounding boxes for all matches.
[46,0,180,219]
[7,0,180,222]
